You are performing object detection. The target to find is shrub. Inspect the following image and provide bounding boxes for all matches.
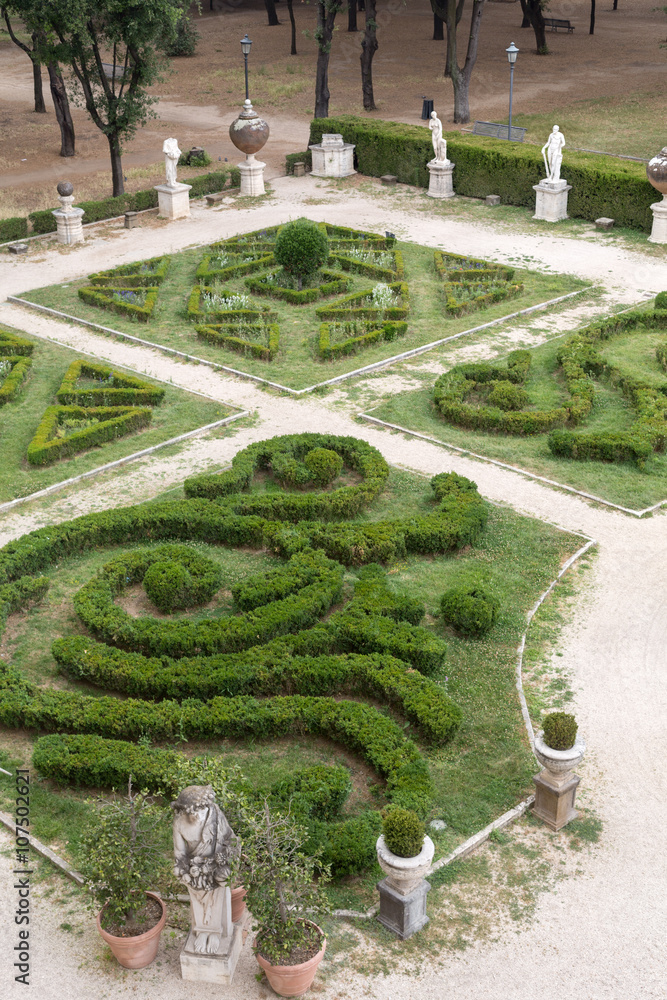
[0,356,32,406]
[655,292,667,311]
[304,448,343,486]
[274,219,329,287]
[382,806,425,858]
[167,14,198,56]
[285,151,312,174]
[26,405,152,466]
[0,216,28,243]
[143,561,193,613]
[486,380,531,411]
[314,811,382,877]
[542,711,577,750]
[440,585,499,637]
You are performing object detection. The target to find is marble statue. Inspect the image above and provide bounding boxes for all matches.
[172,785,238,956]
[163,137,182,188]
[541,126,566,183]
[429,112,449,164]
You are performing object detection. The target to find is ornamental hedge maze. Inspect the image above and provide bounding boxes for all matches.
[0,431,574,880]
[22,222,585,391]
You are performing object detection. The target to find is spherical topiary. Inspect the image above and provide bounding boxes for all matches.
[382,807,425,859]
[274,219,329,286]
[143,560,194,613]
[655,291,667,311]
[542,711,578,751]
[304,448,343,487]
[440,585,500,637]
[486,380,531,412]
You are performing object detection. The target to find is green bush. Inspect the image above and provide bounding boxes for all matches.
[542,711,577,750]
[28,208,58,235]
[274,219,329,286]
[382,806,425,858]
[655,292,667,311]
[310,116,657,232]
[440,585,499,637]
[314,811,382,876]
[26,405,152,466]
[167,14,198,56]
[0,329,34,356]
[486,380,531,411]
[285,151,312,174]
[0,216,28,243]
[0,356,32,406]
[304,448,343,486]
[143,561,192,612]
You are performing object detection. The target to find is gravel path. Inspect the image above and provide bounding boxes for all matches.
[0,178,665,1000]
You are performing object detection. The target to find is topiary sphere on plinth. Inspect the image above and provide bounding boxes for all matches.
[274,219,329,289]
[542,711,578,751]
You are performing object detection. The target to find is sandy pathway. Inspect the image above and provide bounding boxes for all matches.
[0,178,665,1000]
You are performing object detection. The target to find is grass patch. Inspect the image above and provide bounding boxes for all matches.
[0,327,234,503]
[368,323,667,510]
[20,237,588,392]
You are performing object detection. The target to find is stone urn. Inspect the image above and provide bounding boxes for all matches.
[229,99,269,157]
[647,147,667,199]
[532,730,585,831]
[376,835,434,896]
[534,730,586,784]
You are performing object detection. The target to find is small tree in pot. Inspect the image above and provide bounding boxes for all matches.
[79,779,172,968]
[235,801,330,997]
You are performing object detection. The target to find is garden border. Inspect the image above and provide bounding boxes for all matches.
[8,287,590,396]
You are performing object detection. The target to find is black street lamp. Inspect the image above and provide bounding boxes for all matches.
[506,42,519,141]
[241,34,252,102]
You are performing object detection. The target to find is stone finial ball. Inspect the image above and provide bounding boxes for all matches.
[57,181,74,197]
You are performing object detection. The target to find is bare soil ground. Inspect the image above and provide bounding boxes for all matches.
[0,0,666,215]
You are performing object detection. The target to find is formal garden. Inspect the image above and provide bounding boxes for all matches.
[17,221,588,392]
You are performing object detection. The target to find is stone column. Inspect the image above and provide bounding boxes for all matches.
[154,182,192,220]
[52,181,84,245]
[427,159,455,199]
[238,153,266,197]
[533,179,572,222]
[648,196,667,244]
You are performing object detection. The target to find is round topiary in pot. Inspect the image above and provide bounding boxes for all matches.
[274,219,329,290]
[440,585,500,638]
[143,560,193,613]
[542,711,578,751]
[304,448,343,487]
[382,807,425,859]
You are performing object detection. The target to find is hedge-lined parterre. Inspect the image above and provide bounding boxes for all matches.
[435,250,523,318]
[27,405,153,466]
[56,360,165,407]
[0,356,32,406]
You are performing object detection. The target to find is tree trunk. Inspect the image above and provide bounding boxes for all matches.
[108,134,124,196]
[447,0,486,125]
[519,0,548,53]
[589,0,595,33]
[264,0,280,26]
[47,63,75,156]
[314,3,340,119]
[360,0,378,111]
[433,13,444,40]
[286,0,297,54]
[443,0,465,78]
[31,39,46,113]
[348,3,357,30]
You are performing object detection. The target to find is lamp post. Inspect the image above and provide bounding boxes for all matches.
[506,42,519,141]
[240,34,252,102]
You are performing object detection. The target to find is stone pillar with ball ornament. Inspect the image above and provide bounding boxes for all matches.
[229,100,269,197]
[52,182,85,244]
[647,147,667,244]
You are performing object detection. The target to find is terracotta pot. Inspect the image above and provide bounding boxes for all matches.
[231,884,247,923]
[376,835,435,896]
[534,730,586,781]
[96,892,166,969]
[255,922,326,998]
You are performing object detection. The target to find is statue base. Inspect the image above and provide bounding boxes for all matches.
[309,135,356,178]
[648,197,667,244]
[238,155,266,197]
[427,159,455,199]
[52,207,84,245]
[377,878,430,939]
[154,182,192,220]
[532,769,580,831]
[180,920,244,984]
[533,179,571,222]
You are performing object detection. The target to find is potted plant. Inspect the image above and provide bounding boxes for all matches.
[534,711,586,780]
[376,807,434,896]
[235,802,330,997]
[79,780,171,969]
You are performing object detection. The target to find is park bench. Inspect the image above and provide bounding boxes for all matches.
[472,121,527,142]
[543,17,575,32]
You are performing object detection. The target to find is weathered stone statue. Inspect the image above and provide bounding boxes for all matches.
[541,125,566,183]
[172,785,239,969]
[163,137,182,188]
[429,111,449,165]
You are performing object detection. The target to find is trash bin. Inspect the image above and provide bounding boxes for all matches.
[421,98,434,120]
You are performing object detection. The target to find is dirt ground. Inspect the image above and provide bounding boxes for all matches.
[0,0,666,214]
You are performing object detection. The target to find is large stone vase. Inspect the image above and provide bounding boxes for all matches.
[647,147,667,244]
[229,100,269,197]
[532,730,586,831]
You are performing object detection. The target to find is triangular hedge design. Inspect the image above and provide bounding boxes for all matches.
[56,360,165,407]
[0,328,34,357]
[88,255,171,288]
[0,355,32,406]
[77,285,159,322]
[27,405,153,466]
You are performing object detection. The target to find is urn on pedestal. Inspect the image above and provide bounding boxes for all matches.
[376,808,433,939]
[229,100,270,197]
[532,712,585,831]
[647,147,667,244]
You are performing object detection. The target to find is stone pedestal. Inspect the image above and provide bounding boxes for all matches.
[309,134,355,178]
[533,179,571,222]
[532,769,581,831]
[180,922,244,984]
[154,182,192,220]
[180,884,244,984]
[52,196,84,245]
[648,197,667,244]
[238,154,266,196]
[427,159,455,199]
[377,878,430,939]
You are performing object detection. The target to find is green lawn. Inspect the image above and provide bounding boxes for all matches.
[0,328,234,503]
[368,326,667,510]
[0,468,583,892]
[19,239,588,391]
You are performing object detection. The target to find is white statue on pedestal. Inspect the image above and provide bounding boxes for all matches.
[429,111,449,164]
[541,126,566,183]
[172,785,238,956]
[163,137,182,188]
